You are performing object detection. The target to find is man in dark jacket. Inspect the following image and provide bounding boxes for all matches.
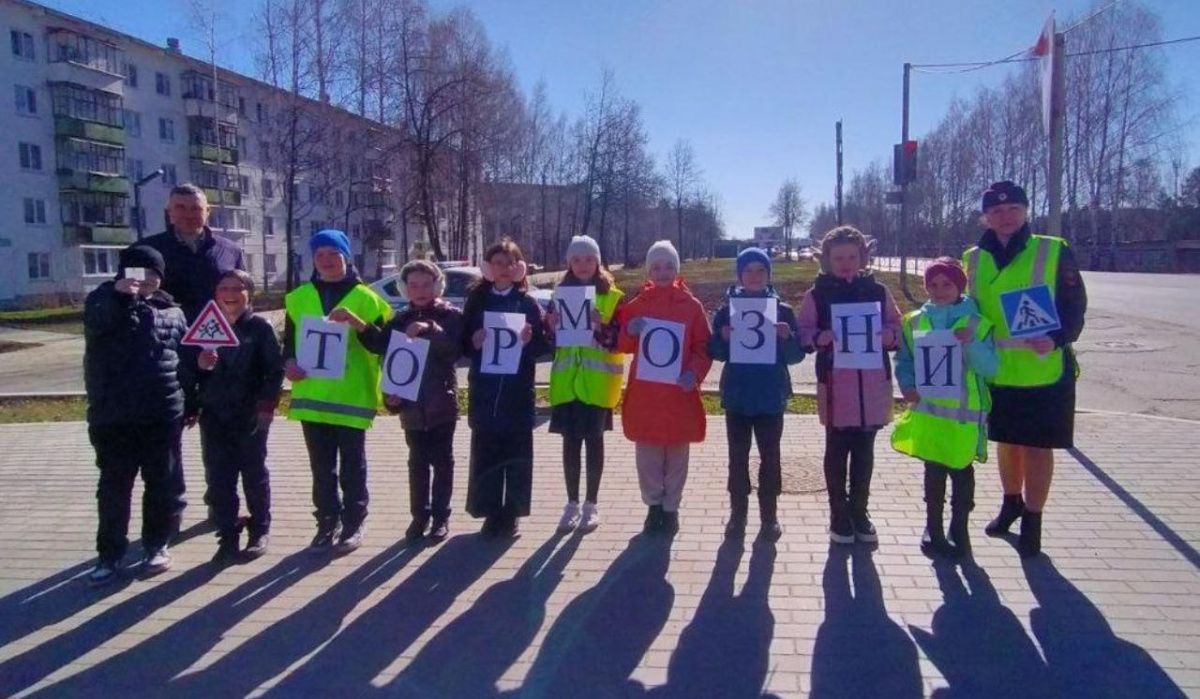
[186,269,284,565]
[142,183,246,522]
[351,260,464,543]
[84,245,190,586]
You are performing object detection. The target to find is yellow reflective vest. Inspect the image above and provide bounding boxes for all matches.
[891,311,993,469]
[285,281,393,430]
[964,235,1065,387]
[548,287,625,409]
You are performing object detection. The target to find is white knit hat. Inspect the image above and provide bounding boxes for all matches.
[645,240,680,271]
[565,235,601,264]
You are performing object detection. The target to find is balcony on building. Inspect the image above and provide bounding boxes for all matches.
[187,116,239,165]
[46,27,124,92]
[181,70,239,125]
[49,82,125,146]
[208,206,252,239]
[190,163,242,207]
[61,191,132,245]
[56,138,128,195]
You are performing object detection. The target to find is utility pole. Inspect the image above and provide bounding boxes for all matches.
[1047,32,1066,238]
[835,120,844,225]
[898,62,915,303]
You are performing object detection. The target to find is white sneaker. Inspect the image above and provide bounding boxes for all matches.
[580,502,600,531]
[141,547,171,576]
[557,502,581,532]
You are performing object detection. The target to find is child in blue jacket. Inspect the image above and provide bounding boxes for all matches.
[708,248,805,541]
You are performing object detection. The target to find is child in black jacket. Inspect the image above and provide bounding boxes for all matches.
[462,238,548,537]
[188,269,284,565]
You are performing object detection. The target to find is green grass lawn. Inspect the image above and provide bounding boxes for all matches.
[0,306,86,335]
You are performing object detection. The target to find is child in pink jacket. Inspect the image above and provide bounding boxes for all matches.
[798,226,902,545]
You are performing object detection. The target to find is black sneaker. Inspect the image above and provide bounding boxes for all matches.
[212,540,241,567]
[643,505,664,534]
[829,514,855,545]
[244,533,270,559]
[88,560,118,587]
[481,515,500,537]
[661,510,680,536]
[920,527,959,559]
[500,515,520,539]
[309,522,340,552]
[405,517,429,542]
[852,514,878,544]
[428,518,449,543]
[335,525,363,554]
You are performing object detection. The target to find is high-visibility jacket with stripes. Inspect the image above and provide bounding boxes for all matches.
[548,287,625,409]
[891,311,994,469]
[964,235,1065,387]
[285,282,393,430]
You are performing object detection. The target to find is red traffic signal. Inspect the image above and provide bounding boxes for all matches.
[894,140,918,185]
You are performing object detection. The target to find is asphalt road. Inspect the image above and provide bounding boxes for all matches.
[3,270,1197,420]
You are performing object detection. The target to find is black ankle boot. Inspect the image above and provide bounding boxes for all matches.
[920,503,957,558]
[725,494,748,540]
[949,507,972,556]
[1019,510,1043,559]
[985,494,1025,536]
[758,495,782,542]
[644,505,664,534]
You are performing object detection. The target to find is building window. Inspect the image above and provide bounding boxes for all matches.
[237,135,248,156]
[126,158,144,180]
[129,205,145,231]
[10,30,35,60]
[155,71,171,96]
[14,85,36,115]
[158,117,175,143]
[49,82,124,126]
[264,215,275,238]
[256,102,268,123]
[27,252,51,280]
[262,178,275,199]
[58,139,123,175]
[23,198,47,224]
[61,191,127,226]
[18,142,42,171]
[264,253,277,274]
[123,109,141,137]
[238,96,246,116]
[83,247,120,276]
[122,62,138,87]
[161,163,177,185]
[48,29,120,74]
[210,207,251,231]
[239,174,251,195]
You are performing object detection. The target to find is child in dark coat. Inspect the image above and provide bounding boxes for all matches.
[350,260,464,543]
[188,269,284,565]
[462,238,548,537]
[84,245,190,585]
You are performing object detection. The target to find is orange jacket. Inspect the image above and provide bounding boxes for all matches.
[617,278,712,444]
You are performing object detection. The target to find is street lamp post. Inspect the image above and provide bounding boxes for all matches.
[134,168,164,241]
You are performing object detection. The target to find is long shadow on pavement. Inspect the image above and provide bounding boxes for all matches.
[1024,555,1186,698]
[258,533,513,696]
[909,559,1049,698]
[167,539,424,698]
[810,546,922,699]
[0,521,211,652]
[383,532,581,697]
[649,538,779,699]
[0,561,218,696]
[517,533,675,699]
[24,550,328,698]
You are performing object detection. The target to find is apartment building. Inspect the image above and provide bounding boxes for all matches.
[0,0,416,306]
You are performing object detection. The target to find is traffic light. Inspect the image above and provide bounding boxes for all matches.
[893,140,918,186]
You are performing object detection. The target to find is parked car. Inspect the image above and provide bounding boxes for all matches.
[369,266,554,312]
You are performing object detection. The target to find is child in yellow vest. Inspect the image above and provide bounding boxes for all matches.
[545,236,626,533]
[892,258,997,558]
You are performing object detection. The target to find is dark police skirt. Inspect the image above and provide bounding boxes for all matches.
[987,360,1076,449]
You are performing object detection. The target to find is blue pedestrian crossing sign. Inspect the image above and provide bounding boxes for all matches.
[999,284,1060,338]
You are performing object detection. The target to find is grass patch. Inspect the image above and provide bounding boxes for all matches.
[0,340,42,354]
[0,306,85,335]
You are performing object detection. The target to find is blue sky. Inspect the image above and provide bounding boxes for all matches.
[43,0,1200,238]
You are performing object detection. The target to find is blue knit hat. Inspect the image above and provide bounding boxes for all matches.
[736,247,772,283]
[310,229,352,259]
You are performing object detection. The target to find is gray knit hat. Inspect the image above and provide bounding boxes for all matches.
[645,240,680,271]
[565,235,601,264]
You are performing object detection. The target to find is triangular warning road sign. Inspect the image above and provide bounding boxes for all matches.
[1013,292,1056,332]
[182,300,240,349]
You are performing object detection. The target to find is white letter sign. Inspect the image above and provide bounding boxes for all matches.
[481,311,526,375]
[297,316,349,380]
[635,318,685,385]
[913,329,962,400]
[381,330,429,401]
[553,285,596,348]
[730,297,777,365]
[831,301,883,370]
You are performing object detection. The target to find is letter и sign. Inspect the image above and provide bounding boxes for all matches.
[913,329,962,400]
[381,330,429,401]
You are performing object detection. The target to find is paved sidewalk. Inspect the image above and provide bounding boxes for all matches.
[0,414,1196,697]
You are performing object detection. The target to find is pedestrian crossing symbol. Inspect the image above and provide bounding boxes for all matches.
[999,284,1060,338]
[182,300,240,349]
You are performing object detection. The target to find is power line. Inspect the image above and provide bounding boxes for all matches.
[1067,34,1200,57]
[910,35,1200,75]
